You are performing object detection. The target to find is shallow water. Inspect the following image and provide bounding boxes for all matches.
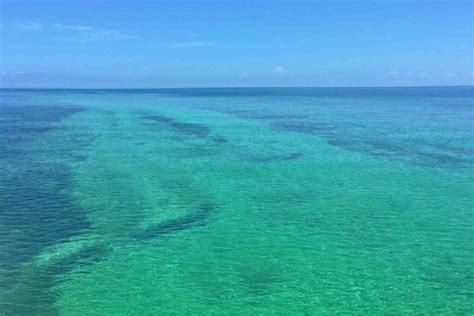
[0,87,473,314]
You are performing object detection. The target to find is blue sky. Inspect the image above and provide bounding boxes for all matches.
[0,0,472,88]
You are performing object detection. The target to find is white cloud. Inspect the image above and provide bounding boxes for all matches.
[12,22,135,41]
[171,41,215,47]
[17,22,44,31]
[274,66,285,74]
[52,24,94,32]
[0,71,26,76]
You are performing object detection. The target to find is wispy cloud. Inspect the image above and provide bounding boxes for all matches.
[12,22,135,42]
[0,71,26,76]
[170,41,215,47]
[274,66,285,74]
[17,22,44,31]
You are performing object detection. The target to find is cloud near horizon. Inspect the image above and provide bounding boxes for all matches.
[274,66,285,74]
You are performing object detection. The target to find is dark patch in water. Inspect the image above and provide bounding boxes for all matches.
[231,110,306,121]
[0,105,84,123]
[211,136,227,144]
[274,120,470,167]
[0,105,83,147]
[414,151,468,167]
[140,112,228,144]
[72,154,88,162]
[0,169,89,265]
[441,144,474,156]
[239,264,284,298]
[361,139,470,166]
[141,114,175,124]
[249,152,303,163]
[0,103,89,314]
[1,124,56,135]
[288,152,303,160]
[136,203,214,240]
[0,243,108,315]
[225,106,472,167]
[173,122,210,138]
[141,114,210,138]
[276,121,336,135]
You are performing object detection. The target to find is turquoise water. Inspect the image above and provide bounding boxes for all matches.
[0,87,473,314]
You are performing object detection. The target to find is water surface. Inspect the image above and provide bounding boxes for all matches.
[1,87,473,314]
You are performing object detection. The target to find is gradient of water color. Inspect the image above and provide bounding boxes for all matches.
[0,87,473,314]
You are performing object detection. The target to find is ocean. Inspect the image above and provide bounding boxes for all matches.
[0,87,473,314]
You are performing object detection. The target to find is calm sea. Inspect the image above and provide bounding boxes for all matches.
[1,87,473,314]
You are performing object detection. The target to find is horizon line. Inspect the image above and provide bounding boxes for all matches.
[1,85,473,90]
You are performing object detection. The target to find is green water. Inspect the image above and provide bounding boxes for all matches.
[1,88,473,314]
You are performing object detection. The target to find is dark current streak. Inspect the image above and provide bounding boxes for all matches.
[219,106,472,168]
[276,121,336,135]
[141,114,210,138]
[249,152,303,163]
[0,103,88,314]
[273,119,470,167]
[230,110,307,121]
[136,203,214,240]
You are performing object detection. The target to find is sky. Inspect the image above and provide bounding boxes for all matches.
[0,0,473,88]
